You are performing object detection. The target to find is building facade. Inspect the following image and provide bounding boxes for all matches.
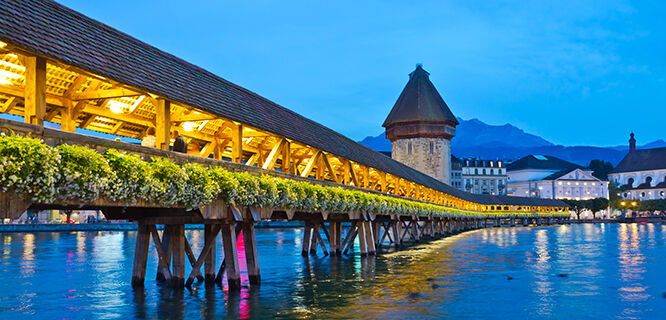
[608,133,666,200]
[458,158,507,195]
[507,155,609,201]
[450,156,463,189]
[383,65,458,184]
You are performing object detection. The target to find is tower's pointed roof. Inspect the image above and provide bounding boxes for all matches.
[383,65,458,127]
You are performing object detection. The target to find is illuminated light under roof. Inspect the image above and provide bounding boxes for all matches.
[534,155,548,160]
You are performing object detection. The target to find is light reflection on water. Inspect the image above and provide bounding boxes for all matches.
[0,223,664,319]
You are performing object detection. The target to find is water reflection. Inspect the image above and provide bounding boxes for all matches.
[0,224,664,319]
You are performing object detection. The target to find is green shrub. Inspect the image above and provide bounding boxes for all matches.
[0,134,60,202]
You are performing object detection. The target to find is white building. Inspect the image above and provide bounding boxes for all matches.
[608,133,666,200]
[459,158,507,195]
[507,155,609,201]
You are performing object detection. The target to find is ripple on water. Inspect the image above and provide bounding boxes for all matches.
[0,224,664,319]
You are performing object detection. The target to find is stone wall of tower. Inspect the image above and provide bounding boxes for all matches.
[391,137,451,184]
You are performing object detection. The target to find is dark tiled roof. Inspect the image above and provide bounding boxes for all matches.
[0,0,565,208]
[507,155,582,172]
[382,65,458,126]
[610,147,666,173]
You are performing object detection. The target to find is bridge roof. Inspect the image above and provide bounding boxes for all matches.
[0,0,565,208]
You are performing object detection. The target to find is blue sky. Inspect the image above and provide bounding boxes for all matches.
[59,0,665,146]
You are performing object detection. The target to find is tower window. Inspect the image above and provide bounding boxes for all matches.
[429,141,434,154]
[407,142,413,155]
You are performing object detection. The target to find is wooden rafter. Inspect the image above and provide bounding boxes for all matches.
[300,151,322,178]
[70,88,141,100]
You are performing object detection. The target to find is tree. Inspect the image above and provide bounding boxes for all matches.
[562,199,586,220]
[587,159,614,180]
[589,198,609,219]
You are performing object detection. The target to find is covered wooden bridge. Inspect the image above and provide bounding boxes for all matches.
[0,0,569,290]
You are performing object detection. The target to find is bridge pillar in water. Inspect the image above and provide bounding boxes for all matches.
[510,218,516,227]
[221,223,241,289]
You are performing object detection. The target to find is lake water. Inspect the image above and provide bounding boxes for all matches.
[0,223,665,319]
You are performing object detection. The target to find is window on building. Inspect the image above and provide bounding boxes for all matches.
[646,176,652,185]
[475,168,478,175]
[429,141,434,154]
[482,169,486,175]
[628,178,634,186]
[407,142,412,155]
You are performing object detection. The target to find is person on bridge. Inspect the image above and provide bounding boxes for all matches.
[141,127,156,148]
[172,130,188,153]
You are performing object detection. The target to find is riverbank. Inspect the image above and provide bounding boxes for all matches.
[0,220,304,232]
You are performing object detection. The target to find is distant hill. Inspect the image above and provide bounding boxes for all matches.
[359,118,666,166]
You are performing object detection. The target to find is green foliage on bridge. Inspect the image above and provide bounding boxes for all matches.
[0,134,568,219]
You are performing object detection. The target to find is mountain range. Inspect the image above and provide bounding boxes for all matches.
[359,117,666,166]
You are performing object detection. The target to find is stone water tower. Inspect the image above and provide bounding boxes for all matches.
[383,65,458,184]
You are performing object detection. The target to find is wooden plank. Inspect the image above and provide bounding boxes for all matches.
[301,222,311,256]
[171,224,185,288]
[242,223,261,284]
[349,161,360,187]
[314,225,329,256]
[342,224,358,255]
[365,221,376,255]
[156,225,172,281]
[185,224,220,287]
[335,222,342,256]
[282,140,291,174]
[261,138,285,170]
[23,56,46,126]
[148,224,173,282]
[71,88,141,100]
[184,236,204,282]
[155,98,171,150]
[221,223,241,289]
[322,154,339,184]
[204,224,217,284]
[300,151,321,178]
[358,221,368,256]
[328,222,338,255]
[131,223,150,288]
[231,123,243,163]
[309,223,319,255]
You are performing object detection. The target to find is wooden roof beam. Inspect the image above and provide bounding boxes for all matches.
[71,88,142,100]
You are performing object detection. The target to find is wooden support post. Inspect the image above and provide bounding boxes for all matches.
[412,220,420,241]
[132,223,150,288]
[309,223,319,255]
[329,222,338,255]
[313,224,329,256]
[148,225,173,283]
[61,102,76,132]
[23,56,47,126]
[184,238,204,282]
[302,222,312,256]
[372,221,380,248]
[342,222,357,254]
[358,221,368,256]
[185,224,220,287]
[221,223,241,289]
[155,99,171,150]
[231,123,243,163]
[335,222,342,256]
[241,223,261,284]
[171,224,185,288]
[392,220,400,248]
[364,221,376,255]
[156,225,172,281]
[204,224,216,284]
